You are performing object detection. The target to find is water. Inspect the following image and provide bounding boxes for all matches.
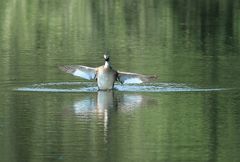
[0,0,240,162]
[16,82,229,92]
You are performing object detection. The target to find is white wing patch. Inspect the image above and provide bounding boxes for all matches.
[123,78,143,84]
[73,69,95,80]
[118,71,156,84]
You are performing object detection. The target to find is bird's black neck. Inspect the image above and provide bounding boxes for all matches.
[105,58,109,62]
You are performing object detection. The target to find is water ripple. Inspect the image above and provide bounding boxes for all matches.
[15,82,229,93]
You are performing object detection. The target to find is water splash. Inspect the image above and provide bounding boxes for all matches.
[15,82,229,93]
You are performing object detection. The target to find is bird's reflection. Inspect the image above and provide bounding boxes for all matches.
[73,91,144,115]
[72,91,145,140]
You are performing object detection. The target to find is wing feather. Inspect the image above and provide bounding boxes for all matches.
[117,71,156,84]
[59,65,97,80]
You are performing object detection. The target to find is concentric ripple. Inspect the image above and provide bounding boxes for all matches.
[15,82,229,93]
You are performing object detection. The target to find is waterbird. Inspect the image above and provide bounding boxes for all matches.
[59,54,156,90]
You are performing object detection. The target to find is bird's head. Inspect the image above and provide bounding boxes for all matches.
[104,54,110,62]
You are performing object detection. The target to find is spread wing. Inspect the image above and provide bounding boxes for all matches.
[59,65,97,80]
[117,71,157,84]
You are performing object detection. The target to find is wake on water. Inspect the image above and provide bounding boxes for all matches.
[16,82,229,93]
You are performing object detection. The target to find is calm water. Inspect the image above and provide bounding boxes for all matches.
[1,0,240,162]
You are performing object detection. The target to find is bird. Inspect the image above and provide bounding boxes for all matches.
[59,54,156,90]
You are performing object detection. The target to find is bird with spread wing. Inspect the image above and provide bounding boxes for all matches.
[59,55,156,90]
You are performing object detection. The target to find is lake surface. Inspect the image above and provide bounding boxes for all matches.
[0,0,240,162]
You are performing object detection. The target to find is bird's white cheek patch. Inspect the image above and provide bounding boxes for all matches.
[124,78,143,84]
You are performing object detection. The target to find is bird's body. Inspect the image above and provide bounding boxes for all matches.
[97,64,117,90]
[59,55,156,90]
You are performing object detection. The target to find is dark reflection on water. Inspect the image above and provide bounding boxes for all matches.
[0,0,240,161]
[1,90,240,162]
[1,91,154,162]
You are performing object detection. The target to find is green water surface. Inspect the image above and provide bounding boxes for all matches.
[0,0,240,162]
